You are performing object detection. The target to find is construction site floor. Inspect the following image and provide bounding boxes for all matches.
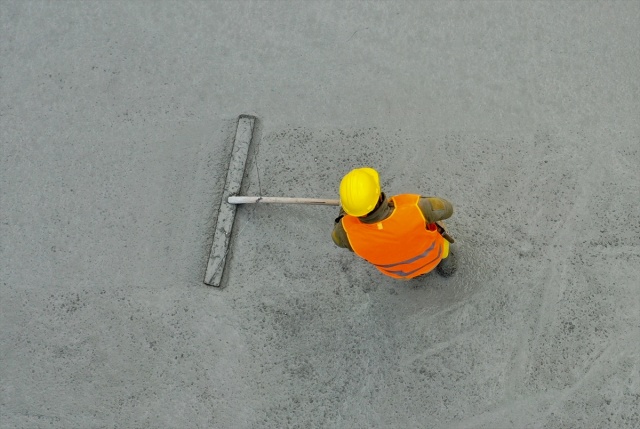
[2,2,639,428]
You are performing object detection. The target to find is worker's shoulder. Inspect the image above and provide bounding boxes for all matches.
[332,218,352,250]
[417,196,453,222]
[422,196,451,211]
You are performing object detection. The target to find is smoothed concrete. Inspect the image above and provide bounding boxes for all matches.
[2,1,639,428]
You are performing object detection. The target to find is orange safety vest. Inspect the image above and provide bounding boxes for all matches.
[341,194,445,279]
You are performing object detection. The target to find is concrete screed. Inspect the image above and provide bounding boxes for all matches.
[1,1,639,428]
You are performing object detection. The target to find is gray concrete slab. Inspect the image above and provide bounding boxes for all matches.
[1,1,639,428]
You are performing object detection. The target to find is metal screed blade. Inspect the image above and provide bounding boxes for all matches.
[204,115,256,287]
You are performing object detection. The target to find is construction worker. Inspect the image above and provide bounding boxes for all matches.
[332,167,457,279]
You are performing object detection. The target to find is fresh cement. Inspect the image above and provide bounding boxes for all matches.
[1,2,639,428]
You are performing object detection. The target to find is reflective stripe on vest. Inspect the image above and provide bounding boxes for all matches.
[341,194,444,279]
[377,240,443,277]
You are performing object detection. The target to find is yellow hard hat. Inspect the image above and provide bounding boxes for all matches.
[339,167,381,216]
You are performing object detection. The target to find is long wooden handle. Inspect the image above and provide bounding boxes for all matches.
[228,196,340,206]
[229,196,455,241]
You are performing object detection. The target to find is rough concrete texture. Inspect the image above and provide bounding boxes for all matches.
[1,1,639,428]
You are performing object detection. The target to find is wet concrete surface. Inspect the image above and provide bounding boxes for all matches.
[1,1,639,428]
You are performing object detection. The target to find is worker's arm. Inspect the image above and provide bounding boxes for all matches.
[418,197,454,223]
[332,218,354,251]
